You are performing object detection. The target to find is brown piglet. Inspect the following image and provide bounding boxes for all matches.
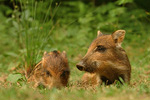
[76,30,131,86]
[28,50,70,89]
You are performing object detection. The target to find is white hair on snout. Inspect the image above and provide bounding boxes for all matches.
[107,61,127,70]
[92,60,101,68]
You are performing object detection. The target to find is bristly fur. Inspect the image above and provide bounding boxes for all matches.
[76,30,131,86]
[28,51,70,89]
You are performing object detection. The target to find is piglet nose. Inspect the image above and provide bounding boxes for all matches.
[76,61,85,71]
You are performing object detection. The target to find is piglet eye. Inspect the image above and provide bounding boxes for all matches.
[46,71,52,77]
[61,70,70,78]
[96,45,106,52]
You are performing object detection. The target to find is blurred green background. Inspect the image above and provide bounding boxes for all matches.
[0,0,150,100]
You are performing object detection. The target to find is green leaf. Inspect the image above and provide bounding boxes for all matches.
[4,52,19,58]
[116,0,133,5]
[12,21,19,29]
[7,74,22,83]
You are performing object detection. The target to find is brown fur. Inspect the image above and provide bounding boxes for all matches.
[76,30,131,85]
[28,50,70,89]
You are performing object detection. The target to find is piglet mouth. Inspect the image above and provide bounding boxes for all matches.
[76,64,95,73]
[76,61,97,73]
[84,67,95,73]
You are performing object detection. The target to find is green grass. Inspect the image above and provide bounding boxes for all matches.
[0,0,150,100]
[0,27,150,100]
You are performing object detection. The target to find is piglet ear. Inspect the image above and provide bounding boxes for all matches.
[42,57,44,67]
[62,51,67,58]
[97,30,103,37]
[42,51,48,62]
[42,51,48,66]
[43,51,49,56]
[112,30,126,47]
[43,51,51,57]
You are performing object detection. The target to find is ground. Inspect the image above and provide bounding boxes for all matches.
[0,1,150,100]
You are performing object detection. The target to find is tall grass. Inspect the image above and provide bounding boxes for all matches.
[13,0,60,74]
